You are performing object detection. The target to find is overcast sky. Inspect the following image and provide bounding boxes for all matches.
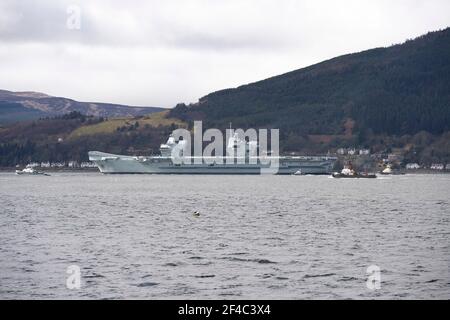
[0,0,449,107]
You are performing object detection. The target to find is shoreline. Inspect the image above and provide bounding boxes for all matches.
[1,168,449,174]
[0,167,99,173]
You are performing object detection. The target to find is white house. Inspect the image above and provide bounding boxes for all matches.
[41,162,51,168]
[81,162,97,168]
[51,162,66,168]
[359,149,370,155]
[68,161,80,168]
[406,163,420,170]
[337,148,346,155]
[27,162,40,168]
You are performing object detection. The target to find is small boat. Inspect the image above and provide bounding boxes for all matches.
[379,164,393,175]
[332,164,376,179]
[332,172,377,179]
[15,166,50,176]
[379,164,405,175]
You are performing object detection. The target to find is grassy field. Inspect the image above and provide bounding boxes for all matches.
[68,111,187,139]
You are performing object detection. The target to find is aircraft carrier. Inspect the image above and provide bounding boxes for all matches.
[88,133,337,175]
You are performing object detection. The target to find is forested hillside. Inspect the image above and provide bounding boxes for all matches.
[170,28,450,137]
[0,111,184,166]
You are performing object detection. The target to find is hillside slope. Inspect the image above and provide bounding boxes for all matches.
[170,28,450,138]
[0,111,186,166]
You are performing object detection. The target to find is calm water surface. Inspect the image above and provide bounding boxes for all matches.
[0,173,449,299]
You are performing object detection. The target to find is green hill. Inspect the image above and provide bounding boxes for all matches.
[170,28,450,138]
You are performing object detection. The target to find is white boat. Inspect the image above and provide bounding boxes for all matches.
[15,166,50,176]
[332,163,377,179]
[380,164,393,175]
[379,164,405,175]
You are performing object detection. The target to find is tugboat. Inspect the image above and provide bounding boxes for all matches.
[15,166,50,176]
[332,163,376,179]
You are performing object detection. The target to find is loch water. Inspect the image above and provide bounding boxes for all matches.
[0,173,449,299]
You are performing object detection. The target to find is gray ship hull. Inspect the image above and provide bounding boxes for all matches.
[88,151,336,175]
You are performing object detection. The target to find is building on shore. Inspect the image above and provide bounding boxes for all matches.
[68,161,80,168]
[431,163,445,170]
[359,149,370,155]
[406,163,421,170]
[27,162,40,168]
[80,161,97,168]
[51,162,66,168]
[337,148,346,155]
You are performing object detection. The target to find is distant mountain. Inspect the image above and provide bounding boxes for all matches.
[0,90,165,124]
[170,28,450,138]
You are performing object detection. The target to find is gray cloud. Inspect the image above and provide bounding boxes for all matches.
[0,1,76,42]
[0,0,449,107]
[0,0,299,50]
